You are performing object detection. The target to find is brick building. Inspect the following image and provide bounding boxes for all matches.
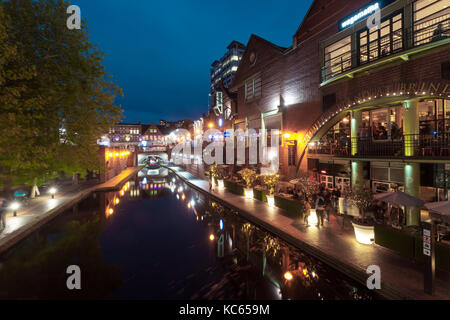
[230,0,450,224]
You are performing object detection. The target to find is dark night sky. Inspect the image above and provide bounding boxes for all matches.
[75,0,312,124]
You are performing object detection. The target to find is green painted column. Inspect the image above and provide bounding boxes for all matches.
[404,100,419,157]
[351,110,362,156]
[404,163,421,226]
[351,161,364,189]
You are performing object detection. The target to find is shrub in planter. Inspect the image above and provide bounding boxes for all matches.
[238,168,257,199]
[263,174,279,207]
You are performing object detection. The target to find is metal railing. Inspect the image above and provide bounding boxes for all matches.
[308,133,450,158]
[321,12,450,82]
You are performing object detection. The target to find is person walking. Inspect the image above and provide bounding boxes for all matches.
[303,199,311,225]
[315,192,325,227]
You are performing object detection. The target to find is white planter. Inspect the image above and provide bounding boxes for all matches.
[267,195,275,207]
[218,179,224,189]
[244,188,254,199]
[352,222,375,245]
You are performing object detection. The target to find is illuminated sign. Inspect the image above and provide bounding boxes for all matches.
[338,1,395,31]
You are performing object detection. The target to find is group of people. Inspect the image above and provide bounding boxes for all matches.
[373,201,404,227]
[301,187,341,228]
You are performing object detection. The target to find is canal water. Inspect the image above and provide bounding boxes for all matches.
[0,169,381,300]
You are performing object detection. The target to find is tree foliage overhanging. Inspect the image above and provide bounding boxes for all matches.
[0,0,123,187]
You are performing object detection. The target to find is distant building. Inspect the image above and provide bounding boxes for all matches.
[106,122,142,151]
[210,41,246,94]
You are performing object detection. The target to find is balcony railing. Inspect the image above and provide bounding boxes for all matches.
[308,133,450,158]
[321,12,450,82]
[308,140,351,157]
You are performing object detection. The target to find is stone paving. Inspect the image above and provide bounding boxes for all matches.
[168,165,450,300]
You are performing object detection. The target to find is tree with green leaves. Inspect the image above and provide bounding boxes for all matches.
[0,0,123,193]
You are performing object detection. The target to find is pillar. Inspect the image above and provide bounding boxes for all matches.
[352,160,364,189]
[405,163,421,226]
[351,110,362,156]
[404,100,419,157]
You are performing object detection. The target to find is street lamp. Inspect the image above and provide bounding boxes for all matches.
[10,201,20,217]
[49,187,57,199]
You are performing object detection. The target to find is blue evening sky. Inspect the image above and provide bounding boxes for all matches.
[74,0,312,124]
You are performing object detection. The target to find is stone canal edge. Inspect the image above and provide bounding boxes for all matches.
[0,166,144,256]
[164,165,409,300]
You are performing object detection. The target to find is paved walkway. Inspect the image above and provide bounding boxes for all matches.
[0,166,142,254]
[167,165,450,300]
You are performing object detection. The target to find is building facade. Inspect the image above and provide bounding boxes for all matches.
[211,41,246,94]
[229,0,450,224]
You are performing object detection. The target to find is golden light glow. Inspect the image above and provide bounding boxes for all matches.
[208,123,214,129]
[209,234,215,241]
[283,133,291,139]
[181,193,186,200]
[115,198,120,205]
[284,272,293,281]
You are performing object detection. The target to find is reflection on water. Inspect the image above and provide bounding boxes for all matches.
[0,170,381,300]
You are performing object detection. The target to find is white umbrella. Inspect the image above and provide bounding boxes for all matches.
[374,191,424,208]
[425,201,450,223]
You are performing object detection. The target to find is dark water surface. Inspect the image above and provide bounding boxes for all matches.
[0,169,381,300]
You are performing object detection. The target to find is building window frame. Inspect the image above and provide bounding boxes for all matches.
[357,11,404,66]
[245,75,262,101]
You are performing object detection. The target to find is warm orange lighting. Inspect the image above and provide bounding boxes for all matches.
[284,272,293,281]
[209,234,215,241]
[120,190,124,196]
[181,193,186,200]
[208,123,214,129]
[108,153,113,158]
[283,133,291,139]
[107,208,114,216]
[115,198,120,205]
[187,203,191,209]
[115,152,119,157]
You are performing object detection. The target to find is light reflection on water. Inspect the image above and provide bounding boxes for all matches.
[0,170,381,300]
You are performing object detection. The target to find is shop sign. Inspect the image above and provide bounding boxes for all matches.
[338,0,396,31]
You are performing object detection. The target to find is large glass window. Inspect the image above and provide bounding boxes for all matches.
[359,13,403,64]
[414,0,450,46]
[419,99,450,135]
[361,106,404,141]
[323,36,352,80]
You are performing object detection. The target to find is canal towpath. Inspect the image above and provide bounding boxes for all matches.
[0,166,143,255]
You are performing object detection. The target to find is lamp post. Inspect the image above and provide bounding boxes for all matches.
[10,202,20,217]
[49,187,57,199]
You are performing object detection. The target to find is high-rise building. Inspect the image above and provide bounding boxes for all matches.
[210,41,246,94]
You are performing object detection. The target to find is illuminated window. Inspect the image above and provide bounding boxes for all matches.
[323,36,352,80]
[414,0,450,46]
[359,13,403,65]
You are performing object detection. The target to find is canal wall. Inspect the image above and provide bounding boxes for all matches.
[0,166,144,256]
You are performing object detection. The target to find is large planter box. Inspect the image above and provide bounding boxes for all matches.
[274,196,304,217]
[224,180,244,196]
[374,224,415,259]
[253,188,267,202]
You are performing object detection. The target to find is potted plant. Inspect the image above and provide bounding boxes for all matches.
[263,174,279,207]
[210,164,225,189]
[238,168,257,199]
[348,187,375,245]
